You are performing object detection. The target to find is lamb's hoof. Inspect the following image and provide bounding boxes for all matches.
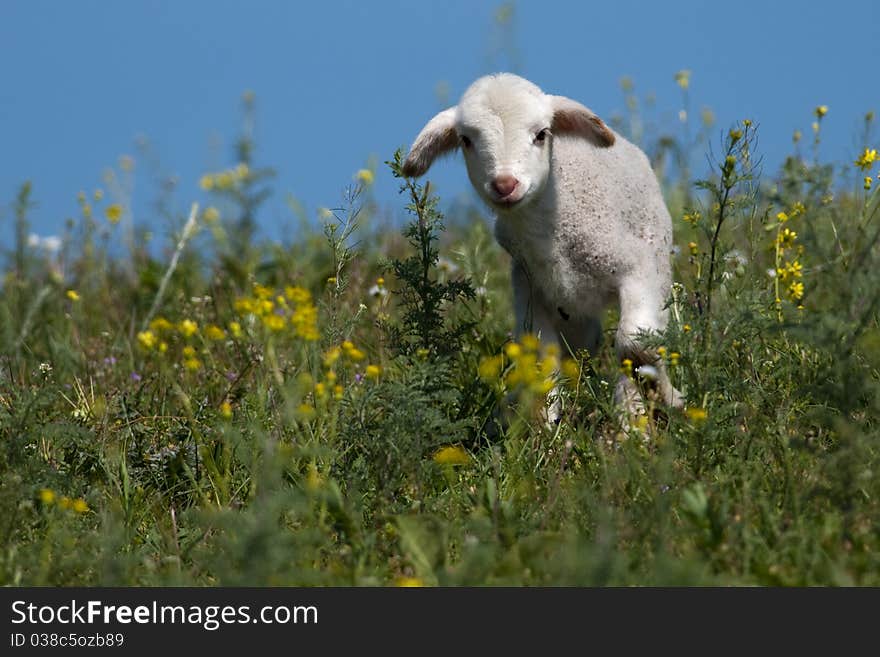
[614,375,646,416]
[667,387,686,410]
[541,395,562,430]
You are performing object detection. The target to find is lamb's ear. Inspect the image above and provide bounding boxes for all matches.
[401,107,459,177]
[549,95,615,148]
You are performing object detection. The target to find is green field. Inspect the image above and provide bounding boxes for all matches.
[2,94,879,586]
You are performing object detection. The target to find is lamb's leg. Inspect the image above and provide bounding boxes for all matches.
[511,262,556,340]
[557,313,602,358]
[615,276,684,414]
[511,263,563,424]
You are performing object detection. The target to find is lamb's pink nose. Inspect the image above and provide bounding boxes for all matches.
[492,174,519,197]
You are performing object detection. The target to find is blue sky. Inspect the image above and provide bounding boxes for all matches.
[2,0,878,244]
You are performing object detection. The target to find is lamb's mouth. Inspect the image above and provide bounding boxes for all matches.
[491,188,529,209]
[495,197,522,208]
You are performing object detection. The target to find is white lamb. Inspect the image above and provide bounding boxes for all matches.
[402,73,684,416]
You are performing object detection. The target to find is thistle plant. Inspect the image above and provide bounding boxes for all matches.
[385,149,476,357]
[694,121,760,320]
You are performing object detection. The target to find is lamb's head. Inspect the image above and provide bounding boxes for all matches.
[402,73,615,210]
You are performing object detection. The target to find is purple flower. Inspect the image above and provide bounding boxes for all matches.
[354,373,364,383]
[226,371,238,381]
[130,372,142,382]
[103,356,118,366]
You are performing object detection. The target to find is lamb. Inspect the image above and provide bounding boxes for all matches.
[402,73,684,416]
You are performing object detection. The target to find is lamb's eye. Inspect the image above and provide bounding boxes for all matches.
[460,135,472,149]
[534,129,548,144]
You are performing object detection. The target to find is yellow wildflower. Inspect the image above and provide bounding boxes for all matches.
[620,358,633,375]
[254,283,274,300]
[215,172,234,189]
[333,384,344,400]
[778,228,797,248]
[105,204,123,224]
[39,488,55,505]
[670,352,681,366]
[683,324,692,333]
[183,358,202,371]
[686,407,708,423]
[530,377,555,395]
[324,346,342,367]
[137,330,157,350]
[776,211,789,223]
[71,498,89,514]
[314,382,327,399]
[504,342,523,358]
[432,445,470,466]
[179,319,198,337]
[296,403,316,421]
[203,206,220,223]
[199,174,214,191]
[855,148,878,171]
[291,303,320,340]
[355,168,374,186]
[149,316,173,332]
[674,69,691,90]
[478,355,503,381]
[220,401,233,419]
[182,345,197,359]
[236,163,250,179]
[66,289,80,302]
[865,176,873,191]
[788,281,804,301]
[262,314,286,331]
[205,324,226,340]
[561,358,581,381]
[395,577,424,587]
[285,286,312,304]
[815,105,828,118]
[688,241,698,255]
[520,333,540,352]
[365,364,381,380]
[229,321,243,338]
[59,496,72,510]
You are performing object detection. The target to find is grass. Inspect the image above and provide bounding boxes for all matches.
[1,91,879,587]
